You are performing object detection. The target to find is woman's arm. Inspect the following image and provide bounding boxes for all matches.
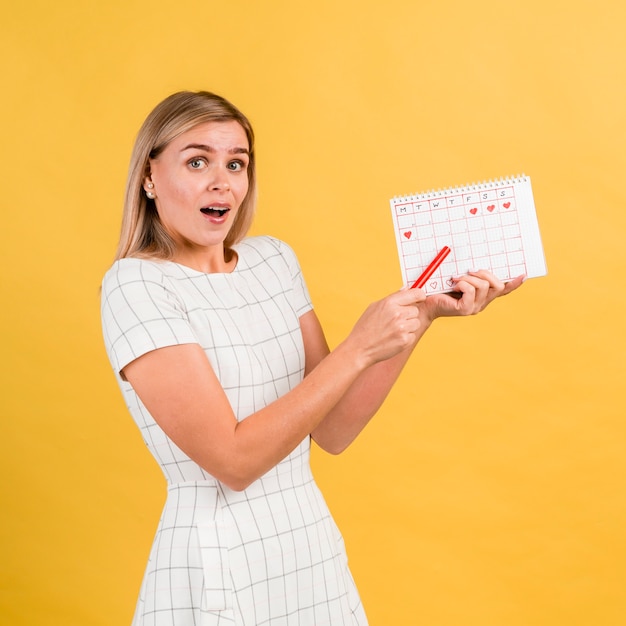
[309,271,525,453]
[304,308,427,453]
[122,287,426,491]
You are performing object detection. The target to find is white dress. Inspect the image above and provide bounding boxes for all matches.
[101,236,368,626]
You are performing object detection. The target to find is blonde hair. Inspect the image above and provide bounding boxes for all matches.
[115,91,257,261]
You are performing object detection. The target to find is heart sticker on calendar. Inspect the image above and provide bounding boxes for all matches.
[403,231,412,239]
[430,281,438,289]
[469,208,478,215]
[487,204,495,212]
[503,202,511,209]
[446,278,454,287]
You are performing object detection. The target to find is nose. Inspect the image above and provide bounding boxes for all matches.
[208,166,230,191]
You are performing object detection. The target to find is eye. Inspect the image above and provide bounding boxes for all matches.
[188,158,206,170]
[227,160,246,172]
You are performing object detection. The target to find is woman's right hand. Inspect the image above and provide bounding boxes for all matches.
[344,287,427,366]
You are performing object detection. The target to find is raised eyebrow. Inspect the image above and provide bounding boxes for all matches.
[180,143,250,156]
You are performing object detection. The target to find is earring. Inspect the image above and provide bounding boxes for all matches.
[146,191,155,199]
[147,182,154,188]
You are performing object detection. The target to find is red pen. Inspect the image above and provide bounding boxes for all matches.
[411,245,451,289]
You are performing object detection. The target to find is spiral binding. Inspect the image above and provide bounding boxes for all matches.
[391,173,529,203]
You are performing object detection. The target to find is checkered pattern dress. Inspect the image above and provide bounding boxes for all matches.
[101,236,368,625]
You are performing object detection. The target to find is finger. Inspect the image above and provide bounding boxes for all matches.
[452,274,489,296]
[501,274,526,295]
[402,316,422,334]
[466,270,505,292]
[448,278,477,313]
[453,274,497,311]
[404,305,421,320]
[411,287,427,304]
[395,286,427,305]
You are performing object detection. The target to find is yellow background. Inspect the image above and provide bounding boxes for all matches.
[2,0,625,624]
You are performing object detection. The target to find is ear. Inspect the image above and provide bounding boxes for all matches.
[143,174,156,200]
[142,175,154,193]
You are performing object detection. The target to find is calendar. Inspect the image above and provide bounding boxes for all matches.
[389,175,547,294]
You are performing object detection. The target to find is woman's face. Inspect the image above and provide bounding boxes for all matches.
[145,120,250,265]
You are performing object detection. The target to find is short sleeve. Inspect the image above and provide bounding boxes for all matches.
[100,259,198,374]
[269,238,313,317]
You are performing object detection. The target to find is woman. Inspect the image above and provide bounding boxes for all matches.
[101,90,523,625]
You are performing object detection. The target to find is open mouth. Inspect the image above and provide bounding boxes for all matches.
[200,207,230,217]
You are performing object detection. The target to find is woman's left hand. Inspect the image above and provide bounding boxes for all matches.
[419,270,525,322]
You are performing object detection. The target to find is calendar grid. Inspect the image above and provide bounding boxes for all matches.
[390,175,546,294]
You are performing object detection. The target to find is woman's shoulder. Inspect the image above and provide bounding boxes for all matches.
[236,235,298,264]
[236,236,305,289]
[101,257,173,293]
